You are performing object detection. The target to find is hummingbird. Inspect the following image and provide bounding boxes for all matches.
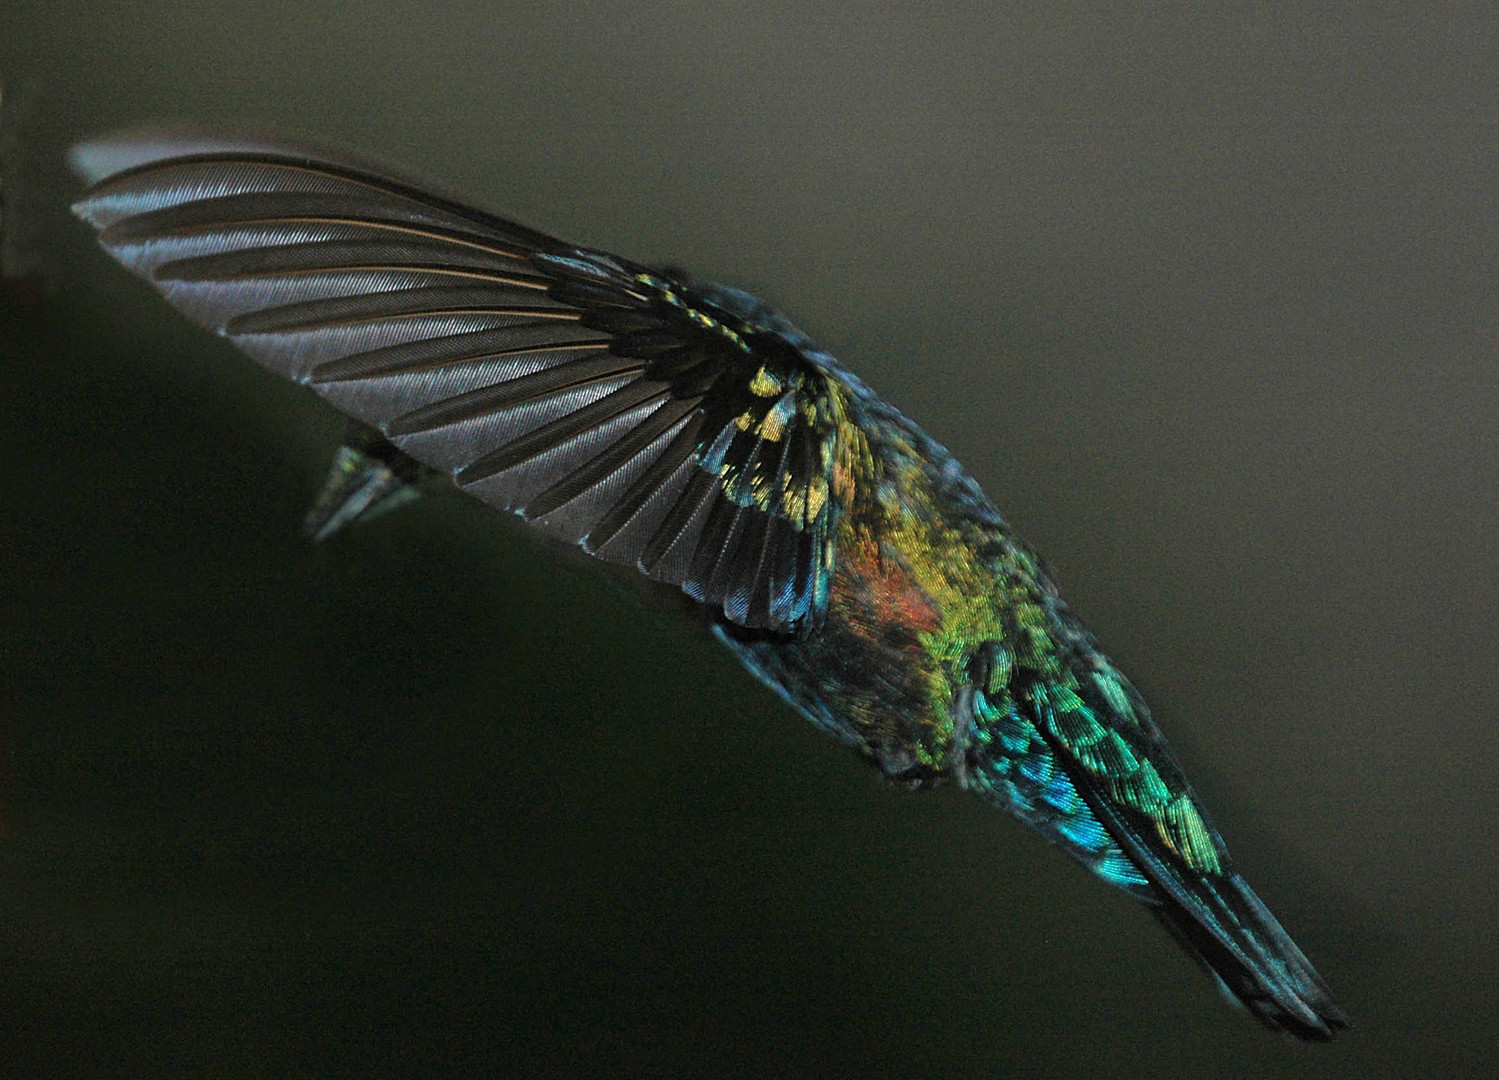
[71,130,1347,1040]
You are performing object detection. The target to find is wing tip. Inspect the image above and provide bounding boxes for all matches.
[69,127,294,186]
[68,125,343,228]
[68,124,477,212]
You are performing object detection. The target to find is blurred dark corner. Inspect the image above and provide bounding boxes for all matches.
[1,74,53,309]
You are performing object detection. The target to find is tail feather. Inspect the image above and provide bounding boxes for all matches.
[1081,767,1351,1039]
[1148,871,1349,1040]
[1022,648,1350,1039]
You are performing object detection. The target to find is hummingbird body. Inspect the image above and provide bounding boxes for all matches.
[71,131,1347,1039]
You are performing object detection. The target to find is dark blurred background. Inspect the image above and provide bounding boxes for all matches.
[2,3,1495,1077]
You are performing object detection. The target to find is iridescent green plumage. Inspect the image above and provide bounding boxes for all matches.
[71,130,1347,1040]
[718,371,1343,1037]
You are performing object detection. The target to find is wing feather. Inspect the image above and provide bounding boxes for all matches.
[73,130,850,631]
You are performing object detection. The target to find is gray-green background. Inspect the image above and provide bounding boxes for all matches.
[3,3,1495,1076]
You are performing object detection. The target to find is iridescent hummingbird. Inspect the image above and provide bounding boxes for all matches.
[71,130,1347,1039]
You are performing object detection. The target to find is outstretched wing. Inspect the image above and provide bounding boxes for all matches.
[72,132,847,632]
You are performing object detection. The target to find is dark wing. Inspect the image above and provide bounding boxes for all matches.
[72,132,847,632]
